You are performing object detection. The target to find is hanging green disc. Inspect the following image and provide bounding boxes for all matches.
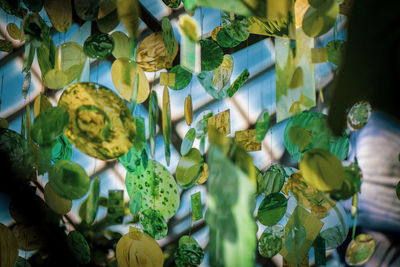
[85,177,100,224]
[43,42,87,89]
[258,225,285,258]
[284,111,349,162]
[162,17,176,56]
[226,68,250,97]
[44,183,72,215]
[162,86,171,165]
[176,148,203,189]
[111,31,133,59]
[74,0,100,21]
[194,110,213,138]
[139,209,168,240]
[216,27,241,48]
[83,32,114,59]
[125,159,180,219]
[23,0,43,12]
[222,14,249,42]
[258,164,286,197]
[168,65,192,90]
[30,106,69,146]
[258,192,287,226]
[345,234,375,266]
[162,0,181,8]
[148,91,159,158]
[347,101,372,131]
[198,54,234,100]
[180,128,196,156]
[58,82,136,160]
[97,9,119,33]
[302,0,339,38]
[200,39,224,71]
[14,256,32,267]
[326,40,346,65]
[174,236,204,267]
[255,110,270,142]
[67,230,91,264]
[51,134,72,163]
[0,128,34,180]
[49,160,90,200]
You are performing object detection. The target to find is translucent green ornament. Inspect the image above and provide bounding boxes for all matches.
[67,230,91,264]
[174,236,204,267]
[347,101,372,131]
[51,134,72,163]
[257,164,286,196]
[83,33,114,59]
[258,192,287,226]
[345,234,375,266]
[168,65,192,90]
[200,39,223,71]
[284,111,349,162]
[258,224,285,258]
[139,209,168,240]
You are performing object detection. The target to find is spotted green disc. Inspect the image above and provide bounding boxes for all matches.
[200,39,224,71]
[257,192,287,226]
[49,160,90,200]
[58,82,136,160]
[30,106,69,146]
[168,65,192,90]
[125,159,180,219]
[139,209,168,240]
[176,148,203,189]
[83,32,114,59]
[67,231,91,264]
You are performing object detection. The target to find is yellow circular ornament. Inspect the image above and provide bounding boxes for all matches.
[58,82,136,160]
[135,32,178,72]
[44,183,72,215]
[345,234,375,266]
[299,148,345,191]
[116,227,164,267]
[111,58,149,103]
[6,23,21,40]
